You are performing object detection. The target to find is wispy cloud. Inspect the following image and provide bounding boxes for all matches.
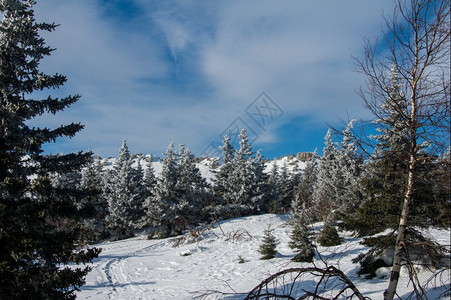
[31,0,394,158]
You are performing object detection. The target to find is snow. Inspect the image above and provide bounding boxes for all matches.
[77,214,450,299]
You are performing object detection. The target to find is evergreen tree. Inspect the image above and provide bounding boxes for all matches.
[347,66,450,279]
[80,157,109,242]
[213,130,270,218]
[333,120,365,217]
[288,208,315,262]
[149,141,183,237]
[0,1,99,297]
[346,67,418,236]
[143,155,157,193]
[141,155,157,227]
[250,149,270,214]
[267,162,280,213]
[212,134,236,218]
[277,161,294,212]
[312,129,338,221]
[258,225,279,260]
[106,140,144,239]
[294,152,318,216]
[317,214,342,247]
[176,144,211,224]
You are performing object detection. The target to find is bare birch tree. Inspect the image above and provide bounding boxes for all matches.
[354,1,450,299]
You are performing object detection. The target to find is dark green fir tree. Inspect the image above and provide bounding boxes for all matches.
[0,1,100,298]
[317,215,342,247]
[288,207,315,263]
[258,225,279,260]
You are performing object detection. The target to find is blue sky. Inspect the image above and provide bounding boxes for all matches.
[31,0,395,159]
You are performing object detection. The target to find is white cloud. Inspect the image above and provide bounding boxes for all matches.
[29,0,395,157]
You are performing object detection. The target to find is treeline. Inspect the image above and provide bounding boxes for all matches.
[56,129,302,242]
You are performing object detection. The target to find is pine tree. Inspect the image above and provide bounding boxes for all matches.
[231,129,259,215]
[176,144,211,225]
[267,162,280,213]
[334,120,365,217]
[294,152,318,216]
[80,157,109,242]
[143,155,157,193]
[346,67,414,236]
[0,1,100,297]
[317,214,341,247]
[312,129,338,221]
[150,141,183,237]
[250,149,270,214]
[277,161,294,212]
[288,208,315,262]
[258,225,279,260]
[212,134,236,218]
[141,155,157,227]
[213,129,269,218]
[106,140,144,239]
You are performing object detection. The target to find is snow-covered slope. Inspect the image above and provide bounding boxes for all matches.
[77,214,450,299]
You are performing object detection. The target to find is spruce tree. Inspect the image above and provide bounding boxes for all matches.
[251,149,270,213]
[334,120,364,217]
[258,225,279,260]
[141,155,157,227]
[176,144,211,225]
[0,1,100,298]
[312,129,338,221]
[213,130,269,218]
[212,133,236,218]
[106,140,144,239]
[277,161,294,212]
[294,152,318,215]
[80,157,109,242]
[347,67,450,233]
[150,141,183,237]
[230,128,259,216]
[267,162,280,213]
[317,214,342,247]
[288,208,315,262]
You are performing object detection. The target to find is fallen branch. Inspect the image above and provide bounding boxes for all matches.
[244,266,367,300]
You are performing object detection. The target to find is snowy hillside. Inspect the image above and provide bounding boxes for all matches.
[97,154,307,184]
[77,214,450,299]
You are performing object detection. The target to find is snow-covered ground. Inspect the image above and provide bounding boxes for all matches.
[77,214,450,299]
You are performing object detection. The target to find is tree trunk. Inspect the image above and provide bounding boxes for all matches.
[384,142,417,299]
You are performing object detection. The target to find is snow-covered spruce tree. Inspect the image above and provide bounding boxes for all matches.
[106,140,145,239]
[143,155,157,194]
[231,129,268,216]
[333,120,365,218]
[346,67,411,237]
[149,141,184,238]
[311,129,339,221]
[346,67,450,278]
[212,133,236,218]
[255,150,271,212]
[258,225,279,260]
[267,162,280,213]
[80,157,109,242]
[277,161,295,213]
[141,155,157,226]
[213,129,269,218]
[0,1,100,298]
[294,152,319,216]
[288,207,315,263]
[317,214,342,247]
[176,144,211,225]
